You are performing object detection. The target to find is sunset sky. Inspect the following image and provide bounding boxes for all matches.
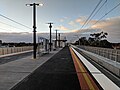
[0,0,120,43]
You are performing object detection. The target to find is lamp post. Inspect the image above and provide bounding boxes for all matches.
[58,33,60,48]
[26,3,43,59]
[55,30,58,48]
[47,23,53,51]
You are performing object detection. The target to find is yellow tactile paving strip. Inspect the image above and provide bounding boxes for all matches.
[70,47,100,90]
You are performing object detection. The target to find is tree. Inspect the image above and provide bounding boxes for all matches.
[99,40,112,48]
[88,37,95,46]
[73,31,112,48]
[79,37,89,45]
[90,31,108,41]
[89,31,108,46]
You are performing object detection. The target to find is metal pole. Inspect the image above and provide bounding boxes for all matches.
[47,23,53,51]
[33,3,37,59]
[26,3,41,59]
[55,30,58,48]
[50,24,52,51]
[59,33,60,48]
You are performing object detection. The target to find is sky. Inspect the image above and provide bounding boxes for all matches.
[0,0,120,43]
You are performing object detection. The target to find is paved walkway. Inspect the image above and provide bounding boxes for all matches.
[10,47,80,90]
[1,46,110,90]
[0,49,60,90]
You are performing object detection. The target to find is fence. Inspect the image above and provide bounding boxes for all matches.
[0,46,33,55]
[79,46,120,63]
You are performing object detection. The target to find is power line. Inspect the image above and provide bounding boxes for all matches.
[0,14,31,29]
[80,0,103,29]
[91,2,120,27]
[85,0,107,26]
[0,21,29,31]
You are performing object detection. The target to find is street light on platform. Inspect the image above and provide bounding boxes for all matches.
[58,33,61,48]
[26,3,43,59]
[47,23,53,51]
[55,30,59,48]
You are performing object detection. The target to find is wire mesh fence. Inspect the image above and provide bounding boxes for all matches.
[0,46,33,55]
[79,46,120,63]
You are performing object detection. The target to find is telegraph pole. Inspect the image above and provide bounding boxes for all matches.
[47,23,53,51]
[55,30,58,48]
[26,3,43,59]
[58,33,60,48]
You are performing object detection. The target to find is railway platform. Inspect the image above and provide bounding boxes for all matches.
[0,46,119,90]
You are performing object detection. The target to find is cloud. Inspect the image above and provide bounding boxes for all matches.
[0,32,67,43]
[68,21,76,26]
[91,16,120,29]
[56,25,69,31]
[65,16,120,43]
[60,19,64,22]
[0,32,32,43]
[0,16,119,43]
[59,17,69,22]
[56,16,120,43]
[75,16,86,25]
[70,29,79,33]
[77,16,120,43]
[75,28,101,34]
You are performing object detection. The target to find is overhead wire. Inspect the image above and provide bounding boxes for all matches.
[85,0,107,26]
[80,0,103,29]
[90,2,120,27]
[0,14,31,30]
[0,21,29,31]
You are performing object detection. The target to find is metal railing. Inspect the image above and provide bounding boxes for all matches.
[0,46,33,55]
[78,46,120,63]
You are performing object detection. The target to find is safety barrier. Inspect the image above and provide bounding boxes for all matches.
[78,46,120,63]
[0,46,33,55]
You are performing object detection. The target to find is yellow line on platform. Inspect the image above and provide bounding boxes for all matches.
[70,47,95,90]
